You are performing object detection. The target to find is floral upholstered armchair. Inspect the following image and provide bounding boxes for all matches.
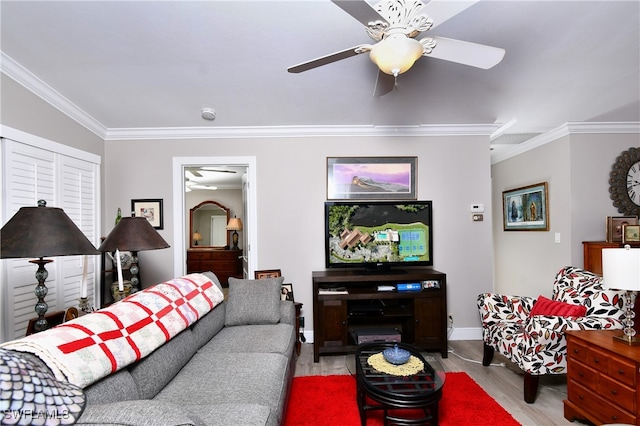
[477,266,625,403]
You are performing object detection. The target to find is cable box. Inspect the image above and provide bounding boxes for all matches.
[352,328,401,344]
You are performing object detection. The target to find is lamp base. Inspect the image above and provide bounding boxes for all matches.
[613,334,640,346]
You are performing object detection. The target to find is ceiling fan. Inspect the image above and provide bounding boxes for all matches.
[288,0,505,96]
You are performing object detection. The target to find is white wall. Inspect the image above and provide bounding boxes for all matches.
[103,135,494,336]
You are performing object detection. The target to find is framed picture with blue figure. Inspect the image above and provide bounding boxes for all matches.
[502,182,549,231]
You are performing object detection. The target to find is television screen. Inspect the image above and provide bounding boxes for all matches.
[325,201,433,271]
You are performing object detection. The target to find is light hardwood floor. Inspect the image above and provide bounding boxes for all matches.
[294,340,589,426]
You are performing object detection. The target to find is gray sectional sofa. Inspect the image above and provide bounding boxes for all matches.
[0,272,297,426]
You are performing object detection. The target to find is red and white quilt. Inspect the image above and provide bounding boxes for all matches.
[0,273,224,388]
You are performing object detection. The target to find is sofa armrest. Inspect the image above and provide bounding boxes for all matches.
[279,300,295,326]
[477,293,535,325]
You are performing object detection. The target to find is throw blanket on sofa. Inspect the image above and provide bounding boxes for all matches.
[0,273,224,388]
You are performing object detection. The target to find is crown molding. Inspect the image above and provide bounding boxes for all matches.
[1,52,108,138]
[104,123,499,140]
[490,122,640,165]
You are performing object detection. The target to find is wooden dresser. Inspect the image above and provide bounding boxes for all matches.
[583,241,622,276]
[564,330,640,425]
[186,249,243,287]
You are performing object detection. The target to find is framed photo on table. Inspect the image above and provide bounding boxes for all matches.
[606,216,638,242]
[623,224,640,244]
[254,269,282,279]
[281,283,294,301]
[131,199,164,229]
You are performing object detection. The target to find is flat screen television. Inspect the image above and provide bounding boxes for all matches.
[324,200,433,272]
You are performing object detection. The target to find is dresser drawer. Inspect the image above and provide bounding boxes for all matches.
[567,360,597,391]
[189,251,212,260]
[586,346,609,373]
[607,355,637,388]
[568,380,635,425]
[598,374,636,413]
[567,338,589,363]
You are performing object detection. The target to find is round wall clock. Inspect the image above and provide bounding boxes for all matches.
[609,146,640,217]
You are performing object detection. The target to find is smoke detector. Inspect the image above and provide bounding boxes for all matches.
[201,108,216,121]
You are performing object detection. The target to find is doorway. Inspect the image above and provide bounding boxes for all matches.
[172,156,257,278]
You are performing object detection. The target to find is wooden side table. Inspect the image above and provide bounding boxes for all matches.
[564,330,640,425]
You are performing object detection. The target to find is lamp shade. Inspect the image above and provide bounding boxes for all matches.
[98,217,170,252]
[193,231,202,241]
[369,34,424,76]
[226,217,243,231]
[602,246,640,291]
[1,201,98,259]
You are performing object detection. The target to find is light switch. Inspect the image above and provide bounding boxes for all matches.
[554,233,561,243]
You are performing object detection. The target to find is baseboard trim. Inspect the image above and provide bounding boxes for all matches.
[449,327,482,341]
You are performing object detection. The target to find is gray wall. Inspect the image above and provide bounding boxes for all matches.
[102,136,494,336]
[491,133,638,297]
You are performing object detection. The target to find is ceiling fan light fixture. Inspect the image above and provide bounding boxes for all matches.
[369,34,424,76]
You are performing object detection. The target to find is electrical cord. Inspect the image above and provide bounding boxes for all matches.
[447,347,506,368]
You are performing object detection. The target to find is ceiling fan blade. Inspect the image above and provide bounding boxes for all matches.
[373,70,396,97]
[185,170,200,179]
[425,36,505,69]
[200,167,237,173]
[422,0,479,30]
[288,45,371,73]
[331,0,387,27]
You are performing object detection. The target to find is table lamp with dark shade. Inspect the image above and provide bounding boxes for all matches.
[0,200,99,332]
[226,217,243,250]
[98,216,170,293]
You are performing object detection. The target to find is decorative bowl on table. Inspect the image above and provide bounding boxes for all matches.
[382,345,411,365]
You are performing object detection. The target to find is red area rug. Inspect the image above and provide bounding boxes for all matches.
[284,372,521,425]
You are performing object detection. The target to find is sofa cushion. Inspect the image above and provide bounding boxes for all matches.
[529,295,587,318]
[184,403,271,426]
[155,352,288,424]
[83,368,140,405]
[225,277,284,326]
[129,328,199,399]
[76,400,205,426]
[201,323,295,356]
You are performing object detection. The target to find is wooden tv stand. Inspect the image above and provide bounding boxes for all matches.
[312,268,447,363]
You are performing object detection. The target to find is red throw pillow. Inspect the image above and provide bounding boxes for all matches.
[529,295,587,318]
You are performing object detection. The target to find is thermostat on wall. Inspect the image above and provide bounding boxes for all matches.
[470,204,485,213]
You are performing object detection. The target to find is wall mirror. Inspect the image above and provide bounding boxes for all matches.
[189,200,230,248]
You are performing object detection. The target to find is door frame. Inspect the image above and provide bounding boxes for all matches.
[172,156,257,278]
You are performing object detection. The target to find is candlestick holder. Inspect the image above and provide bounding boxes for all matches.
[111,281,132,302]
[78,297,92,313]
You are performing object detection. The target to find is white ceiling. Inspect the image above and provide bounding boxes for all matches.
[1,1,639,152]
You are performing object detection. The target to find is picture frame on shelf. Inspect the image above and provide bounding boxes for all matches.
[131,199,164,229]
[502,182,549,231]
[326,156,417,200]
[254,269,282,279]
[281,283,294,301]
[606,216,638,242]
[623,224,640,244]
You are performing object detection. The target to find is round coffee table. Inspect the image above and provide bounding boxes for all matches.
[354,342,445,426]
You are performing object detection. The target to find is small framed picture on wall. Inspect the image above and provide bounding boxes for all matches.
[131,199,164,229]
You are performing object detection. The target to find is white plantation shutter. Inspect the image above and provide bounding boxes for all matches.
[1,137,100,341]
